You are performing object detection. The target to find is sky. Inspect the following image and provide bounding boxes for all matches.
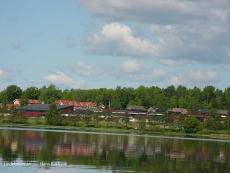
[1,0,230,91]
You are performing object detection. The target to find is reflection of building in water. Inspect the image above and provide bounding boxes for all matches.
[23,131,45,155]
[53,142,94,156]
[216,151,226,163]
[11,141,18,154]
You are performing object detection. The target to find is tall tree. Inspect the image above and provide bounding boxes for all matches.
[45,103,59,125]
[24,86,40,99]
[83,109,92,126]
[2,85,22,103]
[39,84,61,104]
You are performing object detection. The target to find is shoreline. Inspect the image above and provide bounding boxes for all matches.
[1,124,230,142]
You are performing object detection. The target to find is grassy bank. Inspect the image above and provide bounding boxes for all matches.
[1,117,230,140]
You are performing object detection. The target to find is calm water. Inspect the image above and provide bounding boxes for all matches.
[0,127,230,173]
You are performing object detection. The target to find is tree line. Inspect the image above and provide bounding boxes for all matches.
[1,84,230,112]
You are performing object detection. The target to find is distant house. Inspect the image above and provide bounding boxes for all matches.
[198,109,228,117]
[127,105,145,111]
[168,108,187,115]
[198,109,208,115]
[217,110,228,118]
[55,100,97,110]
[22,104,74,117]
[14,99,41,106]
[0,104,20,108]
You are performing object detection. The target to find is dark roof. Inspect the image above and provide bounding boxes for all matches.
[198,109,208,115]
[22,104,73,112]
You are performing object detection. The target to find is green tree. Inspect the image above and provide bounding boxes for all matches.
[139,117,146,130]
[2,85,22,103]
[83,109,92,126]
[39,84,61,104]
[93,111,102,127]
[183,117,201,134]
[53,110,63,126]
[20,93,28,106]
[122,113,130,129]
[8,105,17,124]
[204,118,215,131]
[177,114,185,131]
[24,86,40,99]
[16,108,28,124]
[45,103,59,125]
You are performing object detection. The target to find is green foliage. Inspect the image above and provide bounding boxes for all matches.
[148,126,165,132]
[24,86,40,99]
[139,117,146,130]
[183,117,201,134]
[1,85,22,104]
[122,113,130,129]
[39,84,61,104]
[20,93,28,106]
[1,84,230,115]
[45,102,59,125]
[82,109,92,126]
[93,111,102,127]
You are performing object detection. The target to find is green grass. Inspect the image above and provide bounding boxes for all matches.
[1,116,230,140]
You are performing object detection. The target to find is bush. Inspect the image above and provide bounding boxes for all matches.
[183,117,201,134]
[198,130,210,135]
[148,126,165,132]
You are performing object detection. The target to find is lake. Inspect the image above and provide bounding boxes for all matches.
[0,127,230,173]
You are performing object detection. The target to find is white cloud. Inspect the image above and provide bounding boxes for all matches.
[168,69,218,86]
[78,0,230,65]
[110,59,165,82]
[73,61,102,77]
[84,23,158,58]
[76,0,209,25]
[43,71,86,89]
[121,59,142,74]
[157,59,184,67]
[188,69,218,82]
[0,69,11,81]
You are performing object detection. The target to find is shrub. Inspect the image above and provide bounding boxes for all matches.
[148,126,165,132]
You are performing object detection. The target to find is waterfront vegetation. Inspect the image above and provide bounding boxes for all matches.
[2,84,230,139]
[1,111,230,140]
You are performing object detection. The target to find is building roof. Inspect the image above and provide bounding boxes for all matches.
[14,99,41,104]
[55,100,97,108]
[127,105,145,111]
[217,110,228,115]
[0,104,20,107]
[22,104,73,112]
[172,108,187,113]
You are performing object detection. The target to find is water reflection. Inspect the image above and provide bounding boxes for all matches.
[0,129,230,173]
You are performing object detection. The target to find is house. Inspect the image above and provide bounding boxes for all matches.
[0,104,20,109]
[168,108,187,115]
[55,100,97,110]
[22,104,74,117]
[127,105,145,111]
[13,99,41,106]
[198,109,208,115]
[217,110,228,118]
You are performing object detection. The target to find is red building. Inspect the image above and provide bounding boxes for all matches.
[22,104,74,117]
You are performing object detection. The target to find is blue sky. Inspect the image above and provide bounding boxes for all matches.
[1,0,230,91]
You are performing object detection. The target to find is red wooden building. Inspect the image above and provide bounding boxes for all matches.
[22,104,74,117]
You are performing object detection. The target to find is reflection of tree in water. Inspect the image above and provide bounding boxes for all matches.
[36,131,62,163]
